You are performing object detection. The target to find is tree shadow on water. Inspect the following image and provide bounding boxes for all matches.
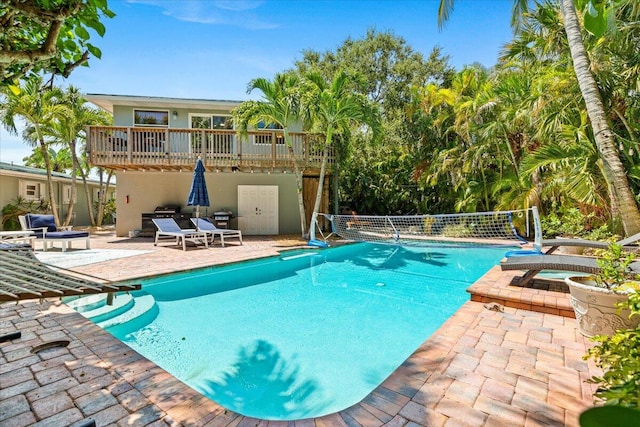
[202,340,328,420]
[348,244,449,270]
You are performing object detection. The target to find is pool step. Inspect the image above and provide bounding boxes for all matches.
[97,294,157,329]
[79,294,135,323]
[66,294,109,313]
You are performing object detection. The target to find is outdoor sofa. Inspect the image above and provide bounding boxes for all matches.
[18,214,90,252]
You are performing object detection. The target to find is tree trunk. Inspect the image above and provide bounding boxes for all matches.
[284,129,307,238]
[80,168,96,226]
[38,136,60,226]
[333,161,339,215]
[63,140,78,226]
[560,0,640,235]
[96,170,114,227]
[310,143,330,241]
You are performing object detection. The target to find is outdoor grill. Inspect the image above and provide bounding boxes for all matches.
[153,205,181,216]
[212,211,232,229]
[140,205,191,237]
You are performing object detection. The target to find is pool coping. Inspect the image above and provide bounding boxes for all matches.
[0,235,601,426]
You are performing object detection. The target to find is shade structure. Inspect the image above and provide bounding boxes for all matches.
[186,158,210,221]
[0,248,140,302]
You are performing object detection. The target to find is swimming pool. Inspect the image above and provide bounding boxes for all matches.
[94,243,507,420]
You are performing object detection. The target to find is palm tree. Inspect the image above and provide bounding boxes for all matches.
[233,73,309,238]
[438,0,640,235]
[0,76,66,225]
[304,71,381,241]
[51,86,112,226]
[22,146,72,173]
[418,66,521,212]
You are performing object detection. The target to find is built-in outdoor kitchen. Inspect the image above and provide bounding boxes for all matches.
[140,205,233,237]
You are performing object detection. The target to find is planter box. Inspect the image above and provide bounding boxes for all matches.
[565,276,640,337]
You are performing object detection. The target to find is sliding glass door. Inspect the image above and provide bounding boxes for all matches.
[189,114,233,156]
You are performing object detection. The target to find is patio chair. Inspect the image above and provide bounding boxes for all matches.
[542,231,640,254]
[500,253,640,286]
[19,214,90,252]
[190,218,242,247]
[152,218,209,251]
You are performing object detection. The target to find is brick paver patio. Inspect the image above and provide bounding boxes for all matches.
[0,230,601,426]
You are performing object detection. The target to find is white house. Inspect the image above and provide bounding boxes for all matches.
[84,94,331,237]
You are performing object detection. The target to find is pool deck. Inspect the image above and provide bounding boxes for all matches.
[0,231,601,427]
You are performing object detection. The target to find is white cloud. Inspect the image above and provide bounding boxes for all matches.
[126,0,277,29]
[214,1,264,12]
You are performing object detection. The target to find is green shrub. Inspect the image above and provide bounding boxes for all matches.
[594,244,640,290]
[1,196,49,230]
[585,289,640,407]
[441,223,473,238]
[541,207,591,238]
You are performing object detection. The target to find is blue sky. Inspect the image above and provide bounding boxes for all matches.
[0,0,514,165]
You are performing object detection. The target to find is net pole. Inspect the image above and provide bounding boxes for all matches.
[309,212,318,241]
[531,206,542,252]
[309,212,329,247]
[386,216,399,241]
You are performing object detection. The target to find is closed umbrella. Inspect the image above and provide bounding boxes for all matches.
[187,158,210,229]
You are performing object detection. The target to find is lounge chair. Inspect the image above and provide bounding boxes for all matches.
[190,218,242,247]
[500,254,640,287]
[19,214,90,252]
[152,218,209,251]
[542,231,640,254]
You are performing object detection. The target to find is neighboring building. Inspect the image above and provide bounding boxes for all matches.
[0,162,115,230]
[84,94,331,237]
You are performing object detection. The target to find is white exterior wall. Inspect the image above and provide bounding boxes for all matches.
[115,171,301,237]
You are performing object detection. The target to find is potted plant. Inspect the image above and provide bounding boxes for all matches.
[579,289,640,422]
[565,243,640,337]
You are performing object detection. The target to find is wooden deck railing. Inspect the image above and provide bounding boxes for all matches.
[86,126,333,173]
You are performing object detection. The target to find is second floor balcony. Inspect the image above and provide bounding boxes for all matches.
[87,126,334,174]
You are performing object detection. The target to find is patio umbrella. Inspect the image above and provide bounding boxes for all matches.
[186,158,210,229]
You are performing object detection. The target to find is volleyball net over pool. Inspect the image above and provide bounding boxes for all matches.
[313,207,542,250]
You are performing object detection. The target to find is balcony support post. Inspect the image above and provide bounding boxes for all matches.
[200,129,206,159]
[271,132,277,168]
[127,128,132,163]
[164,128,170,163]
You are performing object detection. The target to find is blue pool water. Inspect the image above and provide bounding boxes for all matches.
[103,243,507,420]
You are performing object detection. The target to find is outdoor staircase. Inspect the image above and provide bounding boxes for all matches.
[65,292,158,330]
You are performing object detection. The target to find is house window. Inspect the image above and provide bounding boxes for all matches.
[134,110,169,127]
[19,180,43,201]
[62,185,72,203]
[93,188,114,203]
[255,121,285,145]
[190,114,233,154]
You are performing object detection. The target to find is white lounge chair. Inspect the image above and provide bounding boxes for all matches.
[191,218,242,247]
[542,231,640,254]
[501,254,640,286]
[152,218,208,251]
